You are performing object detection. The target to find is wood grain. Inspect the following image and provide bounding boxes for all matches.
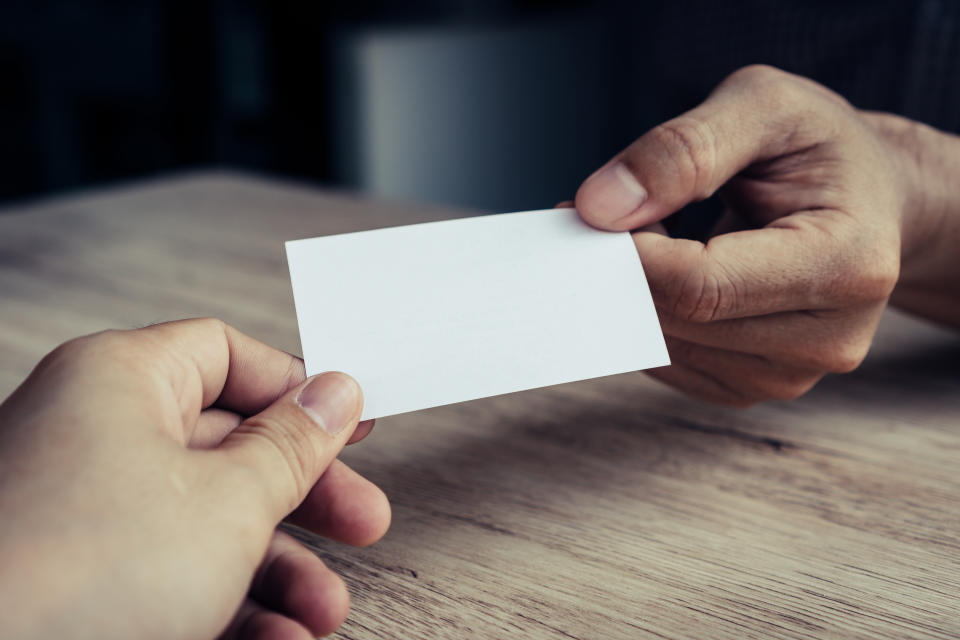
[1,170,958,639]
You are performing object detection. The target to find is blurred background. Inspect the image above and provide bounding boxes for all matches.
[1,0,957,212]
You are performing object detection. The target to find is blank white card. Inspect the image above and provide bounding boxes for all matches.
[286,208,669,420]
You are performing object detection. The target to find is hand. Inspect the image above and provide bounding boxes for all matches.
[0,319,391,639]
[574,64,960,406]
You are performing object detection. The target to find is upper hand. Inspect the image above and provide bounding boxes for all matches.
[575,65,912,406]
[0,318,390,639]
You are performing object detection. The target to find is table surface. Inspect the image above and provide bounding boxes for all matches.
[1,171,958,639]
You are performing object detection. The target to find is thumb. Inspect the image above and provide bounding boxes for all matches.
[575,65,814,231]
[216,372,363,522]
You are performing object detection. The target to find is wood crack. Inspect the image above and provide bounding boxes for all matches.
[664,416,795,452]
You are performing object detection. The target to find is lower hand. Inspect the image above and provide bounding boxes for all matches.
[0,318,390,639]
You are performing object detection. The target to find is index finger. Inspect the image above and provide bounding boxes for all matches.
[141,318,306,418]
[636,209,894,321]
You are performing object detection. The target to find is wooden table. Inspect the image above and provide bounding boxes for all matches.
[1,171,958,639]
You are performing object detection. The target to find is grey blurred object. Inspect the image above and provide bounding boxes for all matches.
[327,20,620,212]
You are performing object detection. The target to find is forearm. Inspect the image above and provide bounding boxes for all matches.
[865,112,960,328]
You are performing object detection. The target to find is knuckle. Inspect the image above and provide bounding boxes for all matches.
[47,329,130,365]
[86,328,132,351]
[724,64,796,105]
[726,64,786,86]
[672,263,736,323]
[813,223,900,305]
[858,249,900,303]
[826,235,899,305]
[154,316,227,340]
[720,64,837,133]
[815,338,870,374]
[44,336,92,365]
[203,316,229,333]
[765,375,822,402]
[829,341,870,374]
[645,117,719,200]
[32,330,150,388]
[187,316,227,333]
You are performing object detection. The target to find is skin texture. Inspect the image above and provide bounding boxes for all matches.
[0,318,391,640]
[575,65,960,406]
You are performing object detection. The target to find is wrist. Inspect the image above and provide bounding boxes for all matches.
[861,111,960,326]
[860,112,954,259]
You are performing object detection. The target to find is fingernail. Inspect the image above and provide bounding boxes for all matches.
[583,162,647,221]
[296,373,360,435]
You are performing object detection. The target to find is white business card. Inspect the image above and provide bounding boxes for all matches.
[286,208,669,419]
